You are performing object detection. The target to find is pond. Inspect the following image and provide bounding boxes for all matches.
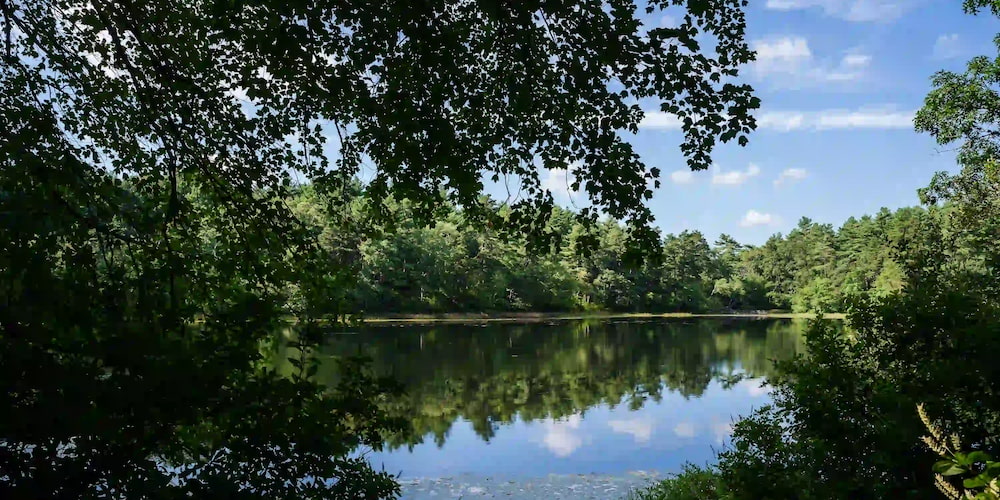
[312,318,807,497]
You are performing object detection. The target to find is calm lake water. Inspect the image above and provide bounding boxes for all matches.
[311,317,806,484]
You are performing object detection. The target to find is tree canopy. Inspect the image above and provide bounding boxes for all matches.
[3,0,757,254]
[1,0,757,498]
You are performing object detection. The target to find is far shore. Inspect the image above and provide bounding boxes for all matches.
[355,311,846,325]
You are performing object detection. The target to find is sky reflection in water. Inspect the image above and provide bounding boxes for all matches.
[315,318,804,479]
[369,378,771,477]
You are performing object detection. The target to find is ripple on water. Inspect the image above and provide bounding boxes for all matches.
[398,471,663,499]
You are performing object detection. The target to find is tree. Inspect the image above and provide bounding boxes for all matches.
[790,276,839,313]
[634,4,1000,499]
[713,234,745,275]
[1,0,758,497]
[660,231,717,311]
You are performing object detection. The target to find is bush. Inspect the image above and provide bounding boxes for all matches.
[626,465,729,500]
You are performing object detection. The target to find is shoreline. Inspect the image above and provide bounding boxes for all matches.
[358,311,845,324]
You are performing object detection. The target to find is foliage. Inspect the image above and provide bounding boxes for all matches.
[790,277,839,313]
[633,4,1000,498]
[1,0,759,497]
[288,189,940,315]
[920,404,1000,500]
[637,179,1000,499]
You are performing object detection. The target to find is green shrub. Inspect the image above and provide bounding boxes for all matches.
[920,404,1000,500]
[626,465,730,500]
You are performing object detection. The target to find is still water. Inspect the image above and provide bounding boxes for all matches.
[315,317,806,481]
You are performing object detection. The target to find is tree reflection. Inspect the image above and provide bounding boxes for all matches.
[288,319,808,449]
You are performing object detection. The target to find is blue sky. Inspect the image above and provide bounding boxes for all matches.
[540,0,1000,245]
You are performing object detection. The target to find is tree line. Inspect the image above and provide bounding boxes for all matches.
[289,186,935,315]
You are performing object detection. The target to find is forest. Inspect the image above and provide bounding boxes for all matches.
[290,187,925,315]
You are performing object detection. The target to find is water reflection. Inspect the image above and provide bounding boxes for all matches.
[540,414,584,457]
[290,318,807,478]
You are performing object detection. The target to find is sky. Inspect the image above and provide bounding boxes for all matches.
[537,0,1000,245]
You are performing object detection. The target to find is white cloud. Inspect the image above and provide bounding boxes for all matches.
[765,0,910,22]
[639,112,683,130]
[757,111,806,132]
[754,36,812,74]
[933,34,962,59]
[670,169,696,185]
[609,417,655,444]
[640,107,914,132]
[815,109,913,129]
[660,14,678,27]
[540,414,584,457]
[757,108,913,131]
[713,163,760,186]
[673,422,697,438]
[774,168,808,187]
[82,51,121,79]
[541,167,580,199]
[740,210,778,227]
[751,36,870,86]
[226,86,250,103]
[541,168,569,191]
[83,51,103,68]
[842,53,872,68]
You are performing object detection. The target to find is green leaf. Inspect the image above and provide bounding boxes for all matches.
[964,474,989,489]
[934,461,966,476]
[943,466,967,476]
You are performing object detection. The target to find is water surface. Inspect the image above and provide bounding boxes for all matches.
[315,318,806,482]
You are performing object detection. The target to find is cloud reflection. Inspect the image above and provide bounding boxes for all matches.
[673,421,697,438]
[712,421,734,444]
[540,414,584,457]
[742,377,773,397]
[609,417,655,443]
